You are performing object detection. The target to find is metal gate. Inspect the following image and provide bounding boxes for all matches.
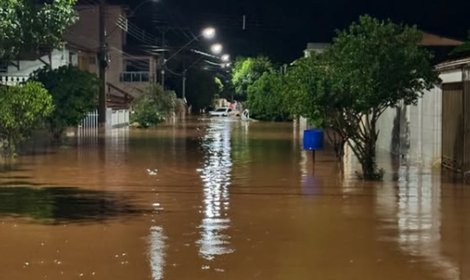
[442,82,463,171]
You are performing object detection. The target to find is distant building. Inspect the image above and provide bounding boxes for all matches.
[304,43,331,57]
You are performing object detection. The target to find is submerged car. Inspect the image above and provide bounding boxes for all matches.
[208,107,240,117]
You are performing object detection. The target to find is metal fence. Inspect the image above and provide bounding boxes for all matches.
[79,109,130,130]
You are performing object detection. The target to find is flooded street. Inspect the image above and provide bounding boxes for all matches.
[1,118,470,280]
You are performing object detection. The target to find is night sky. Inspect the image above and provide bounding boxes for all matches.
[109,0,470,62]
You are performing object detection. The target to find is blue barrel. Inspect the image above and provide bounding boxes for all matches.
[303,129,324,150]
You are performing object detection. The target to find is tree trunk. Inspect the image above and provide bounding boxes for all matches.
[359,139,378,179]
[347,112,382,180]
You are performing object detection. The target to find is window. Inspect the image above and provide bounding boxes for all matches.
[0,61,8,73]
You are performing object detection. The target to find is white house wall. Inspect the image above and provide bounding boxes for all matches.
[440,69,462,83]
[6,49,74,76]
[376,86,442,168]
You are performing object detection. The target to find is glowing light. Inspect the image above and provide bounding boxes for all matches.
[210,43,223,54]
[201,27,216,39]
[221,54,230,62]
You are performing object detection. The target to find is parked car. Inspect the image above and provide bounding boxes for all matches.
[208,107,240,117]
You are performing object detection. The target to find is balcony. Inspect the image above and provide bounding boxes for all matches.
[119,71,153,83]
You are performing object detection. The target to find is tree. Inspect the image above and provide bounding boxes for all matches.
[247,70,290,121]
[326,15,438,179]
[185,69,218,112]
[284,16,438,179]
[30,65,99,139]
[0,82,54,157]
[231,56,273,101]
[0,0,77,60]
[131,85,177,128]
[284,54,347,158]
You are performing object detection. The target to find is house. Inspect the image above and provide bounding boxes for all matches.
[375,33,464,168]
[0,4,159,110]
[435,57,470,172]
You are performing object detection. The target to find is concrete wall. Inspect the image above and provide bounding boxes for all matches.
[4,49,74,76]
[376,86,442,168]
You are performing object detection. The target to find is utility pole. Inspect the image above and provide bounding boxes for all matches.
[98,0,107,127]
[182,69,187,101]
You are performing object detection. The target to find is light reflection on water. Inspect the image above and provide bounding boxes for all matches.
[377,165,459,279]
[197,119,235,260]
[149,226,167,280]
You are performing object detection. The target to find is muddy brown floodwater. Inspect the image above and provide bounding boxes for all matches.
[0,117,469,280]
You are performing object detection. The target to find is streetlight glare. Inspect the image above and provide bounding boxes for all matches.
[201,27,216,39]
[211,43,223,54]
[221,54,230,62]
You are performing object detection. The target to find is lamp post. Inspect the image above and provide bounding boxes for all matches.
[161,27,216,89]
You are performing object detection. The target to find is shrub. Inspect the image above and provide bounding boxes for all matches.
[0,82,53,157]
[131,85,177,128]
[30,65,99,139]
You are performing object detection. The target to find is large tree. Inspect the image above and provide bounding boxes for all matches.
[231,56,273,101]
[285,15,438,179]
[0,0,77,60]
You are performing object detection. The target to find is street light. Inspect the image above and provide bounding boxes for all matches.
[164,27,216,63]
[221,54,230,62]
[161,26,216,89]
[201,27,216,40]
[210,43,223,55]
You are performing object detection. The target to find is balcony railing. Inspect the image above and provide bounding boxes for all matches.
[120,71,153,83]
[0,75,29,86]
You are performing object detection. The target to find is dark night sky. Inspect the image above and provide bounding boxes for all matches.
[111,0,470,62]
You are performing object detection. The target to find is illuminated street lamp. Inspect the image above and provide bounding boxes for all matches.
[210,43,223,55]
[221,54,230,62]
[162,26,216,89]
[201,27,216,40]
[165,27,216,63]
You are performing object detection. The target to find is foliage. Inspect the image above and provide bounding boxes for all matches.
[186,69,219,112]
[247,70,290,121]
[0,82,53,157]
[231,56,273,100]
[450,30,470,57]
[284,54,347,157]
[0,0,77,60]
[328,15,437,178]
[285,15,438,179]
[131,85,177,128]
[31,65,99,139]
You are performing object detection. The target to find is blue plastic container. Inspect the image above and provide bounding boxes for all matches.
[303,129,324,150]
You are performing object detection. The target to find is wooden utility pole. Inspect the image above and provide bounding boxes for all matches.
[98,0,107,126]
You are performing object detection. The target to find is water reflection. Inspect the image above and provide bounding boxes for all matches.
[377,166,459,279]
[149,225,167,280]
[197,119,234,260]
[0,186,142,223]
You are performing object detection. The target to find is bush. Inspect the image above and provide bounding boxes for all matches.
[131,85,177,128]
[0,82,53,157]
[247,71,290,121]
[30,65,99,139]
